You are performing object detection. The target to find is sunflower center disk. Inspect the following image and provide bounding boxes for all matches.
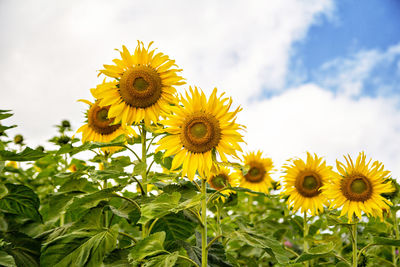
[211,174,228,190]
[97,109,109,122]
[341,175,372,202]
[180,112,221,153]
[245,165,265,183]
[303,175,318,190]
[295,173,322,197]
[133,77,149,91]
[190,122,208,138]
[88,104,121,135]
[350,179,367,194]
[119,66,162,108]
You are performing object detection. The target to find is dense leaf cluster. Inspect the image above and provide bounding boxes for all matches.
[0,110,400,267]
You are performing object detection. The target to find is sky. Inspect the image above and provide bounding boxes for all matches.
[0,0,399,178]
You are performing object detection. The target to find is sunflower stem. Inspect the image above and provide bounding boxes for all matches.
[141,125,148,239]
[351,218,358,267]
[201,178,208,267]
[393,210,399,265]
[303,212,309,267]
[141,126,148,195]
[216,202,222,236]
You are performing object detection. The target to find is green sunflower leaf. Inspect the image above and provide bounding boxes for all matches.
[0,147,46,161]
[129,232,166,261]
[40,225,119,267]
[0,231,41,267]
[372,236,400,246]
[0,184,42,222]
[0,251,17,267]
[294,242,334,262]
[138,192,181,225]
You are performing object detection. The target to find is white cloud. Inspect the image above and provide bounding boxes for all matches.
[0,0,334,145]
[242,84,400,178]
[315,43,400,97]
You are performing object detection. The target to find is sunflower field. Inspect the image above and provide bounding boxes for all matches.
[0,42,399,267]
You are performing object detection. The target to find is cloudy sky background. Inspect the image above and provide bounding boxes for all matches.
[1,0,400,177]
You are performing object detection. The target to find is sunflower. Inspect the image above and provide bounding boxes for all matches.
[323,152,393,221]
[156,86,244,181]
[207,167,240,199]
[238,151,274,194]
[281,152,332,216]
[76,99,136,154]
[91,42,185,126]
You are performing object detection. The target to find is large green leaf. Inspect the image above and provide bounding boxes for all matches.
[46,191,84,222]
[0,111,13,120]
[129,232,166,261]
[40,225,119,267]
[143,252,178,267]
[57,135,126,156]
[0,231,40,267]
[372,236,400,246]
[151,212,196,250]
[102,248,132,267]
[66,186,123,216]
[230,230,291,264]
[0,250,17,267]
[295,242,334,263]
[0,184,41,222]
[138,193,181,225]
[0,147,45,161]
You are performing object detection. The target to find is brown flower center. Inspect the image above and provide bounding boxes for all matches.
[341,174,373,202]
[180,112,221,153]
[244,162,265,183]
[119,66,162,108]
[295,172,322,198]
[88,102,121,135]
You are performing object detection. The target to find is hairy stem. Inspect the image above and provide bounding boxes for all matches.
[393,210,399,265]
[141,126,147,195]
[303,212,309,267]
[351,220,358,267]
[201,178,208,267]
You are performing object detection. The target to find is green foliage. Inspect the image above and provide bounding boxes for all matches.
[0,110,398,267]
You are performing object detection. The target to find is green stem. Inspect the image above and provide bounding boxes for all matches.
[206,234,223,251]
[111,194,141,211]
[351,220,358,267]
[216,203,222,236]
[141,125,148,239]
[148,218,159,234]
[60,213,65,226]
[118,231,138,243]
[141,126,147,195]
[177,255,200,267]
[303,212,309,267]
[124,145,141,162]
[103,179,108,227]
[393,210,399,265]
[201,179,208,267]
[131,175,145,196]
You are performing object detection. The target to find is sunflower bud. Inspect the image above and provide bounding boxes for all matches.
[62,120,71,128]
[14,134,24,144]
[57,136,71,145]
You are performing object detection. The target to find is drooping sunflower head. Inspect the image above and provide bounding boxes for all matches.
[91,42,185,126]
[156,86,244,181]
[281,152,332,216]
[323,152,393,222]
[76,99,136,154]
[208,166,240,194]
[238,151,274,194]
